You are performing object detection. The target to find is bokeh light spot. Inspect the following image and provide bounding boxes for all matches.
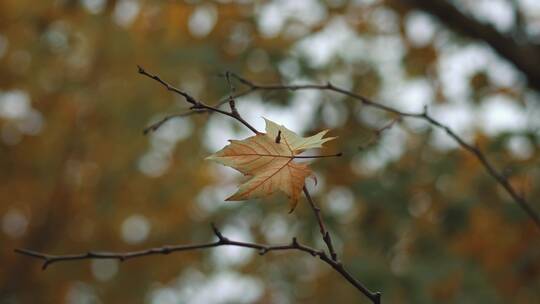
[121,214,151,244]
[2,209,28,239]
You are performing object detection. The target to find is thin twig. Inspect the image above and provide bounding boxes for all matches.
[359,118,402,150]
[143,110,210,135]
[303,186,338,261]
[14,224,381,304]
[137,66,259,134]
[225,73,540,229]
[138,67,380,301]
[295,153,342,159]
[15,67,381,304]
[15,224,320,270]
[224,71,240,117]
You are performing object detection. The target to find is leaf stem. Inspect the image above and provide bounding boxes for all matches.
[294,152,342,159]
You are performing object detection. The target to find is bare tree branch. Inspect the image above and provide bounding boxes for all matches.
[15,224,320,270]
[223,73,540,229]
[402,0,540,92]
[143,110,210,135]
[137,66,260,134]
[303,186,338,261]
[15,224,381,304]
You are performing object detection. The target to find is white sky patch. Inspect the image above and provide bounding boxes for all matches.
[196,184,239,213]
[293,17,358,68]
[283,22,310,40]
[256,2,283,38]
[294,17,357,68]
[282,89,322,129]
[518,0,540,12]
[457,0,515,32]
[2,209,28,239]
[370,36,407,100]
[339,35,367,64]
[211,224,254,268]
[188,4,218,38]
[121,214,151,244]
[506,135,534,160]
[151,117,193,147]
[355,103,390,129]
[330,68,355,92]
[66,282,101,304]
[91,259,119,282]
[524,92,540,131]
[479,95,527,136]
[81,0,106,14]
[17,109,44,135]
[138,117,193,177]
[179,69,206,99]
[0,89,44,141]
[355,125,407,172]
[204,91,321,152]
[486,58,521,87]
[370,6,400,34]
[371,35,406,64]
[429,103,476,150]
[138,151,170,177]
[292,15,405,94]
[113,0,140,28]
[437,40,522,98]
[279,58,301,80]
[0,90,30,119]
[150,269,263,304]
[385,78,434,113]
[256,0,327,38]
[261,213,294,243]
[305,170,325,196]
[518,0,540,36]
[437,44,491,101]
[226,22,252,55]
[351,0,379,6]
[185,272,263,304]
[405,11,436,47]
[322,100,348,128]
[431,42,528,148]
[203,114,253,152]
[382,125,408,158]
[206,162,243,185]
[324,186,358,223]
[151,288,178,304]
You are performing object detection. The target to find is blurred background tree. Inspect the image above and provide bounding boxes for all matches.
[1,0,539,303]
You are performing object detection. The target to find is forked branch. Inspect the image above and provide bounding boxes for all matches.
[145,70,539,228]
[16,67,382,304]
[15,224,320,270]
[222,73,540,229]
[15,224,380,304]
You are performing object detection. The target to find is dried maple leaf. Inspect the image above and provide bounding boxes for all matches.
[206,118,336,211]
